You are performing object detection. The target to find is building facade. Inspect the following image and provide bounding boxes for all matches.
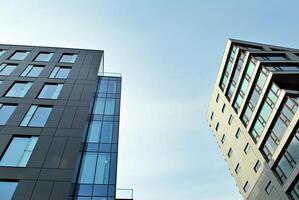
[207,39,299,200]
[0,44,124,200]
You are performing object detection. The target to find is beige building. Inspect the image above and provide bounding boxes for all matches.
[207,39,299,200]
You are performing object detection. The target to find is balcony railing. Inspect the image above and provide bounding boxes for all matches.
[98,71,122,77]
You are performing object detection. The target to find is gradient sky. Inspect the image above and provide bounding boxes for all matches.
[0,0,299,199]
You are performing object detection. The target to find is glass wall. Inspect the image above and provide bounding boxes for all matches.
[72,76,121,200]
[220,46,237,90]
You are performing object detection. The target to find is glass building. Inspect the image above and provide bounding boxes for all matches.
[0,44,132,200]
[207,39,299,200]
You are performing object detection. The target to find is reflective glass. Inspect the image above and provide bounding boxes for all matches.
[101,122,113,143]
[49,67,71,79]
[272,118,287,140]
[107,81,117,93]
[0,181,18,200]
[34,52,53,62]
[28,106,52,127]
[5,82,32,97]
[95,153,110,184]
[0,64,17,76]
[277,156,293,180]
[0,50,6,57]
[21,65,43,77]
[94,98,105,114]
[99,80,108,93]
[247,62,255,77]
[79,152,97,183]
[10,51,29,60]
[60,54,78,63]
[87,121,102,143]
[38,84,63,99]
[104,99,115,115]
[288,136,299,162]
[260,103,272,121]
[0,105,16,125]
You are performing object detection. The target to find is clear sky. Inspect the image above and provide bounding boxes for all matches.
[1,0,299,199]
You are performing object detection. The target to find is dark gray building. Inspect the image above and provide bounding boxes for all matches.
[207,39,299,200]
[0,44,128,200]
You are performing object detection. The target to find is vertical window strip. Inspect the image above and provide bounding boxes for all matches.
[20,105,37,126]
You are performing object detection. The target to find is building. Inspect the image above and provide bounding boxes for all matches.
[0,44,131,200]
[207,39,299,200]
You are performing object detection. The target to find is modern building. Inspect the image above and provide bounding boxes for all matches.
[0,44,132,200]
[207,39,299,200]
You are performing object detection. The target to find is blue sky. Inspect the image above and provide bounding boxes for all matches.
[1,0,299,199]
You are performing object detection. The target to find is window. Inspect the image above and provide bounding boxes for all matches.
[93,98,116,115]
[216,93,219,103]
[38,84,63,99]
[0,181,18,200]
[34,52,53,62]
[222,104,226,113]
[20,65,44,77]
[59,53,78,63]
[235,128,241,139]
[210,112,214,120]
[5,82,32,97]
[0,104,17,125]
[0,81,2,84]
[215,122,220,131]
[0,136,38,167]
[244,143,251,154]
[9,51,29,60]
[0,50,6,57]
[221,134,226,144]
[265,181,273,194]
[0,64,17,76]
[228,115,233,125]
[228,148,233,158]
[243,181,250,193]
[254,160,261,173]
[20,105,52,127]
[290,180,299,200]
[235,163,241,174]
[49,66,71,79]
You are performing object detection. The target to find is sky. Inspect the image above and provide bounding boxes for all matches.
[0,0,299,199]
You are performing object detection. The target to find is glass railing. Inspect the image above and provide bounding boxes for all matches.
[98,71,122,77]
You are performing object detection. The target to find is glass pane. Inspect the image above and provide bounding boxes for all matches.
[35,52,53,62]
[20,105,37,126]
[101,122,113,143]
[0,137,29,166]
[0,181,18,200]
[93,98,105,114]
[60,54,78,63]
[99,80,108,93]
[247,62,255,77]
[38,84,63,99]
[27,66,43,77]
[260,103,272,121]
[6,83,32,97]
[278,156,293,179]
[78,152,97,183]
[0,105,16,125]
[0,64,17,76]
[288,136,299,162]
[29,106,52,127]
[104,99,115,115]
[0,50,6,57]
[272,118,287,140]
[56,68,71,78]
[87,121,102,143]
[95,153,110,184]
[107,81,117,93]
[49,67,59,78]
[10,51,29,60]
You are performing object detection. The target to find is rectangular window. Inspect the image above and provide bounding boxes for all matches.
[228,148,233,158]
[265,181,273,194]
[9,51,30,60]
[0,136,38,167]
[228,115,233,125]
[0,181,18,200]
[5,82,32,97]
[59,53,78,63]
[49,66,71,79]
[290,180,299,200]
[222,104,226,113]
[254,160,261,173]
[221,134,226,144]
[20,105,52,127]
[243,181,250,193]
[38,83,63,99]
[235,163,241,174]
[216,93,219,103]
[0,64,17,76]
[0,104,17,125]
[244,143,251,154]
[20,65,44,77]
[235,128,241,139]
[34,52,54,62]
[87,121,102,143]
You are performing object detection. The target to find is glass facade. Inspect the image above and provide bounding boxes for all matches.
[262,97,298,160]
[274,129,299,184]
[72,76,121,200]
[233,58,257,112]
[220,46,237,90]
[250,83,281,143]
[241,67,269,125]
